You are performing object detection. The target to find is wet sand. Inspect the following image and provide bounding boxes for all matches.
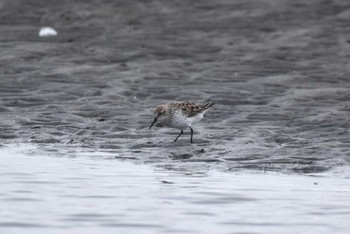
[1,0,350,173]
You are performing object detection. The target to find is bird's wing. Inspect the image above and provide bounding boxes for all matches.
[172,101,214,118]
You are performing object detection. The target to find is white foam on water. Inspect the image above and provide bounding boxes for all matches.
[39,27,58,37]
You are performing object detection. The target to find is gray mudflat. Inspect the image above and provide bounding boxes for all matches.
[1,0,350,173]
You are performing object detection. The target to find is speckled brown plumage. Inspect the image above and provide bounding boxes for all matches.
[169,101,215,117]
[149,100,215,143]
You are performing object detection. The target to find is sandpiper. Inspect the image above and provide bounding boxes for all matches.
[149,100,215,143]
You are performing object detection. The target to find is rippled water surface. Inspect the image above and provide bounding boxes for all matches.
[1,1,350,232]
[1,146,349,234]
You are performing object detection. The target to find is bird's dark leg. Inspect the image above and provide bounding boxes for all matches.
[189,127,194,143]
[174,129,183,142]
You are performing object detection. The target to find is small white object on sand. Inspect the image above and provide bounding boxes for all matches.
[39,27,58,37]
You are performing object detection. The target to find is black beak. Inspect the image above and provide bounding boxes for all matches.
[149,117,157,129]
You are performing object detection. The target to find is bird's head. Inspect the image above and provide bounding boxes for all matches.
[149,105,167,129]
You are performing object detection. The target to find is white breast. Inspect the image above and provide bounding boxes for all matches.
[171,110,206,129]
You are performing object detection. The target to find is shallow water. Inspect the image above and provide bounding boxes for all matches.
[1,1,350,232]
[1,146,349,234]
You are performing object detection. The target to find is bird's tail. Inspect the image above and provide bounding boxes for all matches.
[201,99,215,110]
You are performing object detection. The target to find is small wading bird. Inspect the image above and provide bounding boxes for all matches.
[149,100,215,143]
